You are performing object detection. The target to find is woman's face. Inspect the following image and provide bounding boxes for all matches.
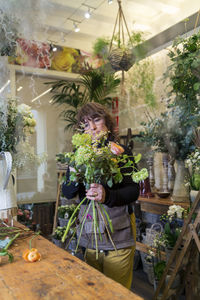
[83,116,108,138]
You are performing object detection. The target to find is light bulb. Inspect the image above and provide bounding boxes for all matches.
[74,22,80,32]
[84,9,91,19]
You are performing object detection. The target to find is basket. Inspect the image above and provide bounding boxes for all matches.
[108,48,135,72]
[145,223,163,246]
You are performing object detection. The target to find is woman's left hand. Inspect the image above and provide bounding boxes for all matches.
[86,183,105,203]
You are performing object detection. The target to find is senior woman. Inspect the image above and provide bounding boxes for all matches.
[62,102,139,289]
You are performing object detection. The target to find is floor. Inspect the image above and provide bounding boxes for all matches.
[131,261,154,300]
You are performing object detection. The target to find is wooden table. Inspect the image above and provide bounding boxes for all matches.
[0,224,142,300]
[137,196,190,215]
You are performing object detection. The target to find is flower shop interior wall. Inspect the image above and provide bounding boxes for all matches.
[15,73,75,205]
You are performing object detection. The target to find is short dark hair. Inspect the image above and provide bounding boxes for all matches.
[77,102,117,141]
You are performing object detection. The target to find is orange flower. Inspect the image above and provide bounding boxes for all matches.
[110,142,124,155]
[22,248,41,263]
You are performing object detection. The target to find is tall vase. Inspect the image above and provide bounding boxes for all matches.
[0,152,17,223]
[172,160,190,203]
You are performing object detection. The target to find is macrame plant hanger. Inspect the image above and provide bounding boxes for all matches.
[108,0,135,93]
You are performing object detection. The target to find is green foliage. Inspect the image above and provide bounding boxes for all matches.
[153,260,166,281]
[128,58,156,107]
[58,204,79,219]
[46,69,120,131]
[92,37,110,57]
[0,99,23,153]
[164,32,200,113]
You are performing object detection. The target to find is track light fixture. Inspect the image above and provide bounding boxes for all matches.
[73,22,80,32]
[84,8,91,19]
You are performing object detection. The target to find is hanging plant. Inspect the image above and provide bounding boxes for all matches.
[126,57,156,107]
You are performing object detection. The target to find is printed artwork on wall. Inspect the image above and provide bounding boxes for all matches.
[8,38,103,73]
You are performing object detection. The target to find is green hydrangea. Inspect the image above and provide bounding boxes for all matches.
[72,133,92,147]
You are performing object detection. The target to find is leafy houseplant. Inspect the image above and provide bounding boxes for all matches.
[58,204,78,219]
[165,31,200,113]
[92,31,146,72]
[46,69,120,130]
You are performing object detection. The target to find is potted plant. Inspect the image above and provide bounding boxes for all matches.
[58,204,79,227]
[185,147,200,203]
[46,69,120,131]
[92,31,146,72]
[52,226,68,248]
[159,204,187,263]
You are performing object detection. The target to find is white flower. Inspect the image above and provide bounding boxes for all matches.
[17,103,31,115]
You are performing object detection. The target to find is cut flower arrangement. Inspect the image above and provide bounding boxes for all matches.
[160,204,188,248]
[56,132,148,257]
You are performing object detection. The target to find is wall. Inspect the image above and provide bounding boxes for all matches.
[118,48,171,136]
[15,74,74,204]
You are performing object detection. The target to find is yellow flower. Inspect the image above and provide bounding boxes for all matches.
[51,47,79,72]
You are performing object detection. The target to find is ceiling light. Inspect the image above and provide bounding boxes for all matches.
[108,0,113,4]
[84,9,91,19]
[17,86,23,92]
[31,88,52,103]
[73,22,80,32]
[0,80,10,94]
[52,46,57,52]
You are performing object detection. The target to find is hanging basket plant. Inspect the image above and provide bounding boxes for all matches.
[108,0,136,72]
[108,47,135,71]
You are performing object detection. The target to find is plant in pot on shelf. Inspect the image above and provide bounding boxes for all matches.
[58,204,79,227]
[185,147,200,203]
[46,68,120,131]
[159,204,188,261]
[144,237,166,289]
[52,226,68,249]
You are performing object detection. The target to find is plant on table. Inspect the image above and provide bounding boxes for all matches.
[57,132,148,258]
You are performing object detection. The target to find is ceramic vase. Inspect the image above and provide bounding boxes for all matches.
[172,160,190,202]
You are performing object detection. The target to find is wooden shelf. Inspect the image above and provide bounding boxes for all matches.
[137,196,190,215]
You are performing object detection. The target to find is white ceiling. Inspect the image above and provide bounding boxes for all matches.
[2,0,200,53]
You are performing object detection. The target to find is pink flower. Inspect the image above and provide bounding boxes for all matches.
[110,142,124,156]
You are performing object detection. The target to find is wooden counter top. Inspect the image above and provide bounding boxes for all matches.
[137,196,190,215]
[0,223,142,300]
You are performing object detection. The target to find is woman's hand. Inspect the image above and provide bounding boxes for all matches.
[86,183,105,203]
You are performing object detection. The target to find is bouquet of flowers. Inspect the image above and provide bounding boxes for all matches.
[57,132,148,257]
[185,148,200,191]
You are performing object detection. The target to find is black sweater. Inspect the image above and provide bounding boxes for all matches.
[62,145,140,208]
